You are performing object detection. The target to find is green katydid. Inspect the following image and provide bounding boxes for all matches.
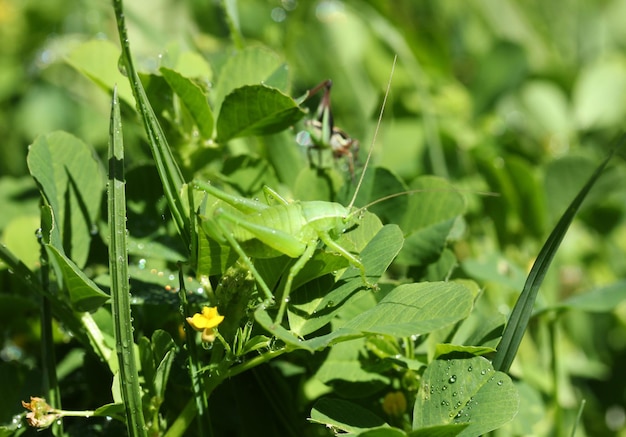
[193,58,397,325]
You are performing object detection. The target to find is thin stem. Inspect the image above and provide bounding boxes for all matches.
[177,266,211,437]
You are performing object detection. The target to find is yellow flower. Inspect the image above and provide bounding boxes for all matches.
[186,306,224,342]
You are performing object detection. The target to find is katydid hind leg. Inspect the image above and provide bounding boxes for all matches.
[274,241,317,324]
[213,215,275,308]
[317,230,375,289]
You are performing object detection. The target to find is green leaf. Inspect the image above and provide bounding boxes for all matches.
[217,85,306,142]
[27,131,106,268]
[160,67,214,139]
[212,46,288,115]
[310,398,388,434]
[65,39,134,105]
[433,344,496,359]
[412,357,519,436]
[315,338,390,386]
[359,427,408,437]
[573,56,626,129]
[551,280,626,313]
[396,177,466,267]
[344,282,474,337]
[407,424,468,436]
[45,244,110,312]
[94,403,126,422]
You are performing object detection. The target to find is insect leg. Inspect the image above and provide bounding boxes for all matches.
[274,241,317,324]
[262,185,289,206]
[317,230,375,288]
[212,214,276,308]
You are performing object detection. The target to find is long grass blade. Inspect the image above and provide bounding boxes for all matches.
[108,86,147,436]
[111,0,190,248]
[493,140,623,373]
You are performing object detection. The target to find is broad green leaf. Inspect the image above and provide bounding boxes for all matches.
[160,67,214,139]
[27,131,106,268]
[396,177,465,267]
[2,215,40,270]
[433,344,496,359]
[344,167,408,224]
[216,85,306,142]
[0,176,39,230]
[310,398,388,434]
[413,357,519,436]
[171,51,213,82]
[213,46,288,115]
[315,338,390,386]
[519,80,572,139]
[45,244,110,312]
[359,427,408,437]
[544,156,602,222]
[93,403,126,422]
[294,166,345,202]
[573,56,626,129]
[407,423,468,436]
[65,39,134,104]
[551,280,626,313]
[344,282,473,337]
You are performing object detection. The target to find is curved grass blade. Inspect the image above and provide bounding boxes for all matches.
[493,139,623,373]
[112,0,190,248]
[108,86,147,436]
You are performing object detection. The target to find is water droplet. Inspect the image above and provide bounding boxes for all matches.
[441,385,447,391]
[497,380,503,386]
[480,370,486,375]
[452,392,457,397]
[448,375,457,384]
[467,365,473,372]
[455,410,463,419]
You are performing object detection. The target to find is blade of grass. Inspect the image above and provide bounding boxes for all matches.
[111,0,190,248]
[493,140,623,373]
[108,86,147,436]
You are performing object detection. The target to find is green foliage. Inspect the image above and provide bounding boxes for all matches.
[1,1,625,437]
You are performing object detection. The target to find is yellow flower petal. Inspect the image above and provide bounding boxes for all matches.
[186,306,224,331]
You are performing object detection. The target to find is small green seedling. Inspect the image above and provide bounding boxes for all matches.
[296,79,359,178]
[194,59,397,325]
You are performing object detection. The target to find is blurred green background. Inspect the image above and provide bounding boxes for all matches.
[1,0,626,435]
